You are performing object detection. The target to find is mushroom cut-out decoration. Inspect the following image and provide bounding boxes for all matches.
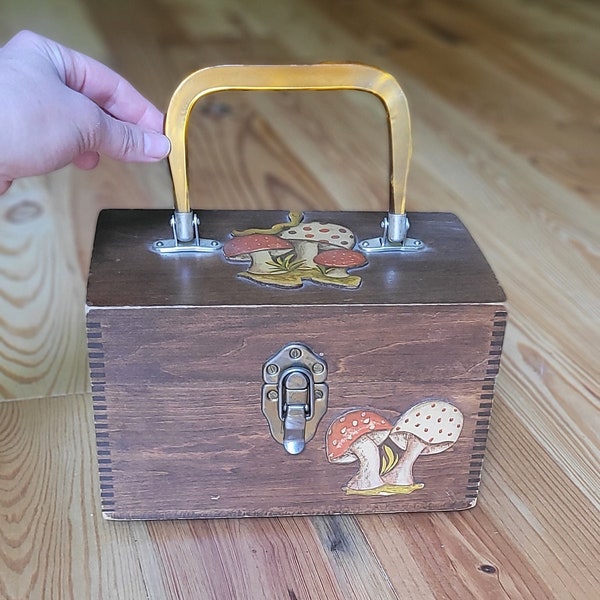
[325,399,465,497]
[222,212,368,289]
[326,410,392,493]
[381,400,464,488]
[223,234,293,274]
[313,249,367,288]
[279,221,356,269]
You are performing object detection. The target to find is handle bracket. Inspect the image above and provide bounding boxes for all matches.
[151,213,222,254]
[360,214,424,253]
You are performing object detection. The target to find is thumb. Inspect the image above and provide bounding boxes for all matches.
[90,111,171,162]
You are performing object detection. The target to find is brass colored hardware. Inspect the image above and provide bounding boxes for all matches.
[262,343,328,455]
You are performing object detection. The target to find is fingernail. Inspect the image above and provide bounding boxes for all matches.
[143,132,171,159]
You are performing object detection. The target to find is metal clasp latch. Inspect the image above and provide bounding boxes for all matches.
[262,344,328,455]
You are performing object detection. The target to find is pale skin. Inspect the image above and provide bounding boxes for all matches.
[0,30,171,194]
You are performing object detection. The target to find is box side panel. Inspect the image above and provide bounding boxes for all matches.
[87,305,506,519]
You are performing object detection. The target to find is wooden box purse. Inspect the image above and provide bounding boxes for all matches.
[86,64,506,519]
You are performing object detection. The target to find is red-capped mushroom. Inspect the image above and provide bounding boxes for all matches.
[382,400,464,486]
[279,222,356,268]
[223,234,293,274]
[314,249,367,278]
[326,410,392,491]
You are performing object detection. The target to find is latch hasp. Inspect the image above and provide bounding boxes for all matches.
[261,343,328,455]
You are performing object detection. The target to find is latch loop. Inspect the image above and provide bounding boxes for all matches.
[262,344,328,455]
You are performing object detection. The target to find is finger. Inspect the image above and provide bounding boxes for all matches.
[90,110,170,162]
[44,37,164,132]
[72,151,100,170]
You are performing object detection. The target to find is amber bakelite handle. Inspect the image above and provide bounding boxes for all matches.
[165,64,412,242]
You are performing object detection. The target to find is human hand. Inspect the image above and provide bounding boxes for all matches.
[0,30,171,194]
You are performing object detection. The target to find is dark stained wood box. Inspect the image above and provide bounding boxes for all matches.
[86,209,506,520]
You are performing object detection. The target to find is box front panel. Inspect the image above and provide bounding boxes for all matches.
[88,305,505,519]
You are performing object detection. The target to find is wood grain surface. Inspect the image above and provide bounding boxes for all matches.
[0,0,598,598]
[86,305,503,518]
[86,210,505,306]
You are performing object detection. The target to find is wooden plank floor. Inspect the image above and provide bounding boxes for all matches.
[1,0,598,598]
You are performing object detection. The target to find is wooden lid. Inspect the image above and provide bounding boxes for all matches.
[86,210,505,307]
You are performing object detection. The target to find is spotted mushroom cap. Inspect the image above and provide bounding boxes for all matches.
[326,410,392,463]
[389,400,464,454]
[223,233,293,259]
[314,249,367,269]
[280,222,355,249]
